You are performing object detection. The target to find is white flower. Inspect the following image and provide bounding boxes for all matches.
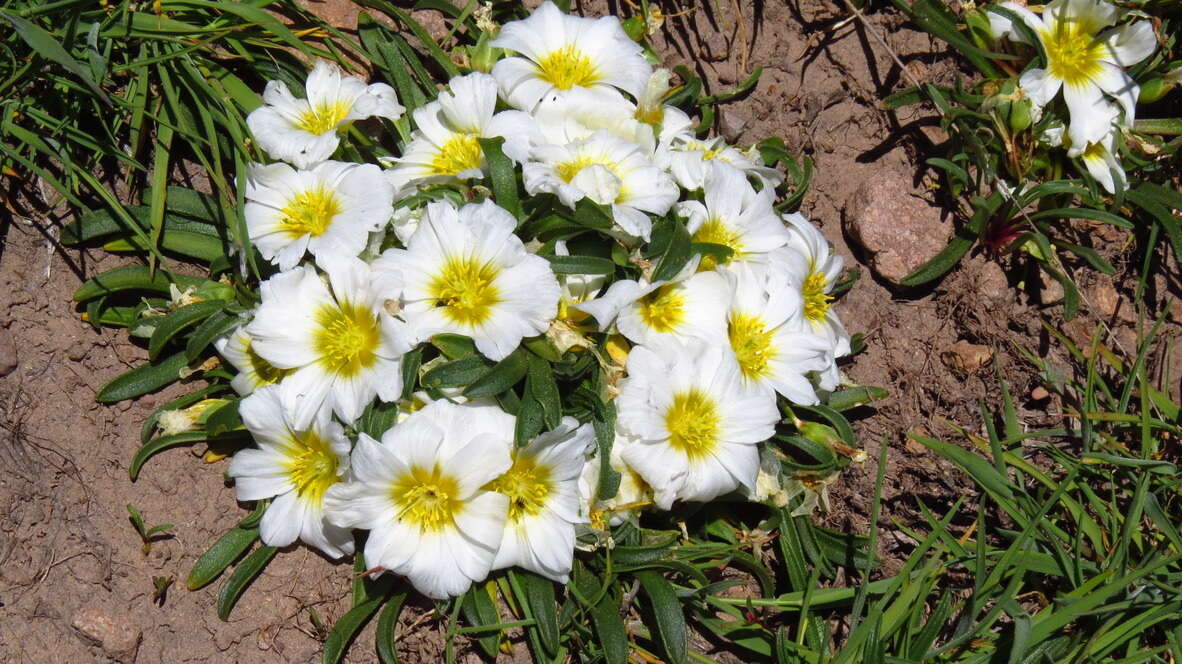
[247,60,404,168]
[676,162,792,270]
[245,161,394,271]
[578,264,729,348]
[215,325,291,396]
[722,263,831,404]
[635,69,694,140]
[776,214,850,391]
[660,132,784,191]
[615,343,779,508]
[227,385,354,558]
[988,0,1156,152]
[491,1,652,111]
[323,400,513,599]
[386,72,538,191]
[523,129,678,240]
[554,240,607,323]
[532,86,657,153]
[246,258,408,429]
[488,417,593,583]
[1078,124,1127,194]
[372,199,560,361]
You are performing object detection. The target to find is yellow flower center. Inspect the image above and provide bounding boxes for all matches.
[802,269,833,323]
[665,388,721,460]
[295,99,352,135]
[536,45,601,90]
[430,133,483,176]
[729,313,776,380]
[429,255,502,328]
[312,302,381,377]
[486,455,551,522]
[1041,22,1106,87]
[283,432,340,504]
[637,285,686,334]
[391,465,461,532]
[280,185,341,238]
[245,340,291,386]
[692,218,743,270]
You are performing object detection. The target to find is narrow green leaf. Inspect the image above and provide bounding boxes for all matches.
[463,347,528,398]
[129,430,207,480]
[186,310,239,362]
[635,570,687,664]
[461,584,503,658]
[187,526,259,590]
[908,434,1015,501]
[420,355,491,388]
[650,218,693,283]
[74,265,204,302]
[478,136,521,220]
[517,571,559,657]
[216,545,278,621]
[98,352,191,403]
[323,593,388,664]
[544,254,616,275]
[375,589,409,664]
[148,300,227,360]
[0,11,110,103]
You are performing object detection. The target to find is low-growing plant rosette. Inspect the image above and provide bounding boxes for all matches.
[71,2,886,661]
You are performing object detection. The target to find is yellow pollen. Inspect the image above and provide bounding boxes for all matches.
[665,389,721,460]
[280,186,341,238]
[429,133,483,176]
[636,103,663,126]
[692,218,743,270]
[1041,22,1106,87]
[535,45,601,90]
[429,255,502,328]
[729,314,776,380]
[294,99,352,135]
[802,270,834,323]
[312,302,381,377]
[637,285,686,334]
[391,465,461,532]
[283,432,340,503]
[245,340,291,386]
[486,455,551,522]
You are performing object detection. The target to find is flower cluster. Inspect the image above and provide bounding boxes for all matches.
[217,1,851,600]
[986,0,1157,193]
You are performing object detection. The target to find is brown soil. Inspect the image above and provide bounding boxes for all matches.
[1,1,1173,662]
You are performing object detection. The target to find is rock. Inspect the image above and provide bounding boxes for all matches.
[941,340,992,375]
[1030,386,1050,401]
[974,259,1010,302]
[844,172,953,286]
[0,327,17,377]
[72,607,142,662]
[1088,279,1135,322]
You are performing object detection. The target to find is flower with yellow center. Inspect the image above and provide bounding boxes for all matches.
[720,263,830,404]
[386,73,539,192]
[323,400,514,599]
[775,213,851,391]
[246,258,409,429]
[659,132,784,191]
[245,161,394,271]
[247,60,404,168]
[372,200,560,361]
[215,325,293,396]
[524,130,678,241]
[988,0,1156,152]
[487,418,594,583]
[226,385,354,558]
[578,434,654,528]
[491,2,652,111]
[677,162,791,270]
[615,343,779,508]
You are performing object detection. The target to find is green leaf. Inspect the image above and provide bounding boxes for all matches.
[572,198,615,229]
[0,11,111,104]
[589,590,628,664]
[186,310,239,362]
[97,352,190,403]
[544,254,616,275]
[461,584,503,658]
[463,347,528,398]
[216,545,278,621]
[375,589,409,664]
[650,218,693,283]
[129,431,207,480]
[825,386,888,411]
[73,265,205,302]
[323,593,388,664]
[148,300,227,360]
[104,230,225,262]
[431,334,477,359]
[421,355,491,389]
[636,570,687,664]
[356,400,400,439]
[205,399,243,436]
[909,434,1015,502]
[525,351,562,430]
[187,526,259,590]
[517,571,559,657]
[478,136,521,220]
